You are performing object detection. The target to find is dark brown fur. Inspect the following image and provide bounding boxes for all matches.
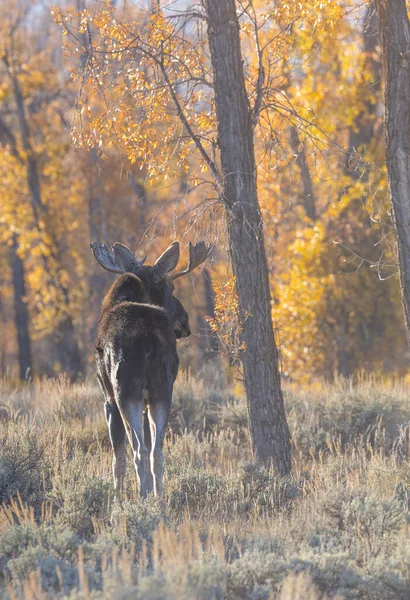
[91,240,211,498]
[96,269,189,498]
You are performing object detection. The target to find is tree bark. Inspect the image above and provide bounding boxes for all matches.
[375,0,410,344]
[205,0,291,474]
[10,235,33,380]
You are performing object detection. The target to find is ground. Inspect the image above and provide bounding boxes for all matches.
[0,369,410,599]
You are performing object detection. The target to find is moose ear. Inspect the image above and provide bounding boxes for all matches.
[112,243,138,272]
[153,242,180,281]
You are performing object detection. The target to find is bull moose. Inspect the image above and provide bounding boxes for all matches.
[90,240,213,498]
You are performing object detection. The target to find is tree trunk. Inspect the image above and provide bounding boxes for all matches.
[197,268,220,365]
[86,150,109,372]
[202,268,219,357]
[345,3,380,178]
[0,291,7,377]
[375,0,410,344]
[10,235,33,380]
[289,126,317,221]
[128,172,148,229]
[205,0,291,474]
[5,55,82,379]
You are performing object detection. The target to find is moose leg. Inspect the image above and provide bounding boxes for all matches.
[104,401,127,498]
[118,395,150,499]
[147,393,171,496]
[143,410,154,494]
[97,368,127,499]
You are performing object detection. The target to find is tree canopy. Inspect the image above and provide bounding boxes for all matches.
[0,0,407,383]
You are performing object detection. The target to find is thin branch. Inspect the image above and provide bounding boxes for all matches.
[0,114,23,164]
[155,54,222,187]
[250,2,264,127]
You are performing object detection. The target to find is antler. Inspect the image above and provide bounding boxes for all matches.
[90,242,124,274]
[90,239,211,278]
[90,242,146,274]
[169,241,214,280]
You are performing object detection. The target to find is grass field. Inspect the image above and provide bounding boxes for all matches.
[1,371,410,599]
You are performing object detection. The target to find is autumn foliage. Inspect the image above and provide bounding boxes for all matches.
[0,0,407,383]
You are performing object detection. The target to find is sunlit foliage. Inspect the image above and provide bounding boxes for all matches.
[0,0,406,381]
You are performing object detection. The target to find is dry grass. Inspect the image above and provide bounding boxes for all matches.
[1,371,410,599]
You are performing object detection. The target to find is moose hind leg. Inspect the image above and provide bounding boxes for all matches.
[147,395,171,496]
[117,391,149,499]
[104,401,127,499]
[143,409,154,494]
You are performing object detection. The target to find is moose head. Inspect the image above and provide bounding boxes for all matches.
[90,240,214,338]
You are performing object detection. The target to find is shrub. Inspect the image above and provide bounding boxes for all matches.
[2,376,410,600]
[0,420,52,509]
[286,382,410,457]
[237,462,300,512]
[111,498,163,550]
[167,466,229,519]
[320,487,405,557]
[55,475,112,538]
[0,521,82,593]
[170,369,237,433]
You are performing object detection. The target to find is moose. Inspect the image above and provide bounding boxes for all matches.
[90,239,213,498]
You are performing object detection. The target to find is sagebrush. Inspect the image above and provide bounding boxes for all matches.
[1,372,410,599]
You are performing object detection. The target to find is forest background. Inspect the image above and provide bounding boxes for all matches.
[0,0,405,384]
